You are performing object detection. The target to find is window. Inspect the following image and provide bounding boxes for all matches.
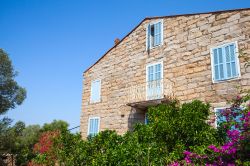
[145,113,149,125]
[88,117,100,137]
[146,20,163,49]
[214,107,243,128]
[214,107,227,128]
[146,62,163,100]
[211,42,240,82]
[90,79,101,103]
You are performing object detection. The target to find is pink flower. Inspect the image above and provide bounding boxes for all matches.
[208,145,220,153]
[183,151,192,156]
[184,157,192,164]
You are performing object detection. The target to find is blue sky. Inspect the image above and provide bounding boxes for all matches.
[1,0,250,131]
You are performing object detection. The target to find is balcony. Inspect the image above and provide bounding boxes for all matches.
[126,79,173,109]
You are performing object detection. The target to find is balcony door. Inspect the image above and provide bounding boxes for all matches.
[146,62,163,100]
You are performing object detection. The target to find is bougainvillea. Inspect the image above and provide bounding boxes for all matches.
[33,131,59,154]
[178,94,250,165]
[32,130,60,165]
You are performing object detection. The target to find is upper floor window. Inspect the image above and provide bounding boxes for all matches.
[88,117,100,137]
[146,20,163,50]
[90,79,101,103]
[211,41,240,83]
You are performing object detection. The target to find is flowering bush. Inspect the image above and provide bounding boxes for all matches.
[31,100,221,165]
[177,93,250,165]
[32,131,60,165]
[29,94,250,165]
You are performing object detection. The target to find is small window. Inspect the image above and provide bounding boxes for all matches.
[215,107,243,128]
[214,107,227,128]
[211,42,240,82]
[88,117,100,137]
[90,79,101,103]
[145,113,149,125]
[146,20,163,49]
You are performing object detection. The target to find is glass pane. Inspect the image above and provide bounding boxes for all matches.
[226,63,231,78]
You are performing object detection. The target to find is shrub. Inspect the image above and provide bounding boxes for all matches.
[179,94,250,165]
[32,99,222,165]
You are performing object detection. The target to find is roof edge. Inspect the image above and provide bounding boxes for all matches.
[83,7,250,74]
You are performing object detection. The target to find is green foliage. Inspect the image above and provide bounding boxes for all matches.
[0,48,26,114]
[33,99,223,165]
[41,120,69,132]
[0,118,69,166]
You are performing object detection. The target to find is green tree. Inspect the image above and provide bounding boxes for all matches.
[41,120,69,132]
[14,125,41,166]
[0,48,26,114]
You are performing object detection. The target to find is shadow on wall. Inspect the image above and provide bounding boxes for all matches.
[127,107,146,131]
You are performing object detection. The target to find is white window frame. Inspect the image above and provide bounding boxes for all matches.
[90,79,101,103]
[87,117,100,136]
[210,41,241,83]
[146,19,164,50]
[145,61,164,100]
[214,107,227,128]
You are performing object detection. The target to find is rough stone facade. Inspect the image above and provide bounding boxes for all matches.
[81,8,250,138]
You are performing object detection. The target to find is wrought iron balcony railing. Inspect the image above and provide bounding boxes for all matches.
[126,79,172,103]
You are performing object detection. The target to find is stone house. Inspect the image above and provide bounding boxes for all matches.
[80,8,250,138]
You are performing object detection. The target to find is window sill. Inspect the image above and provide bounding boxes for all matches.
[90,100,101,104]
[148,43,163,50]
[212,76,241,84]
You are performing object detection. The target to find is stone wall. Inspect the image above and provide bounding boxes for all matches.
[81,9,250,138]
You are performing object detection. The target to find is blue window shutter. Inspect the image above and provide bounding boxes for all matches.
[154,22,161,46]
[215,108,226,127]
[213,49,220,81]
[225,46,232,78]
[91,80,101,102]
[89,119,94,136]
[212,42,239,82]
[230,44,237,77]
[154,64,161,80]
[218,48,224,79]
[147,24,151,49]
